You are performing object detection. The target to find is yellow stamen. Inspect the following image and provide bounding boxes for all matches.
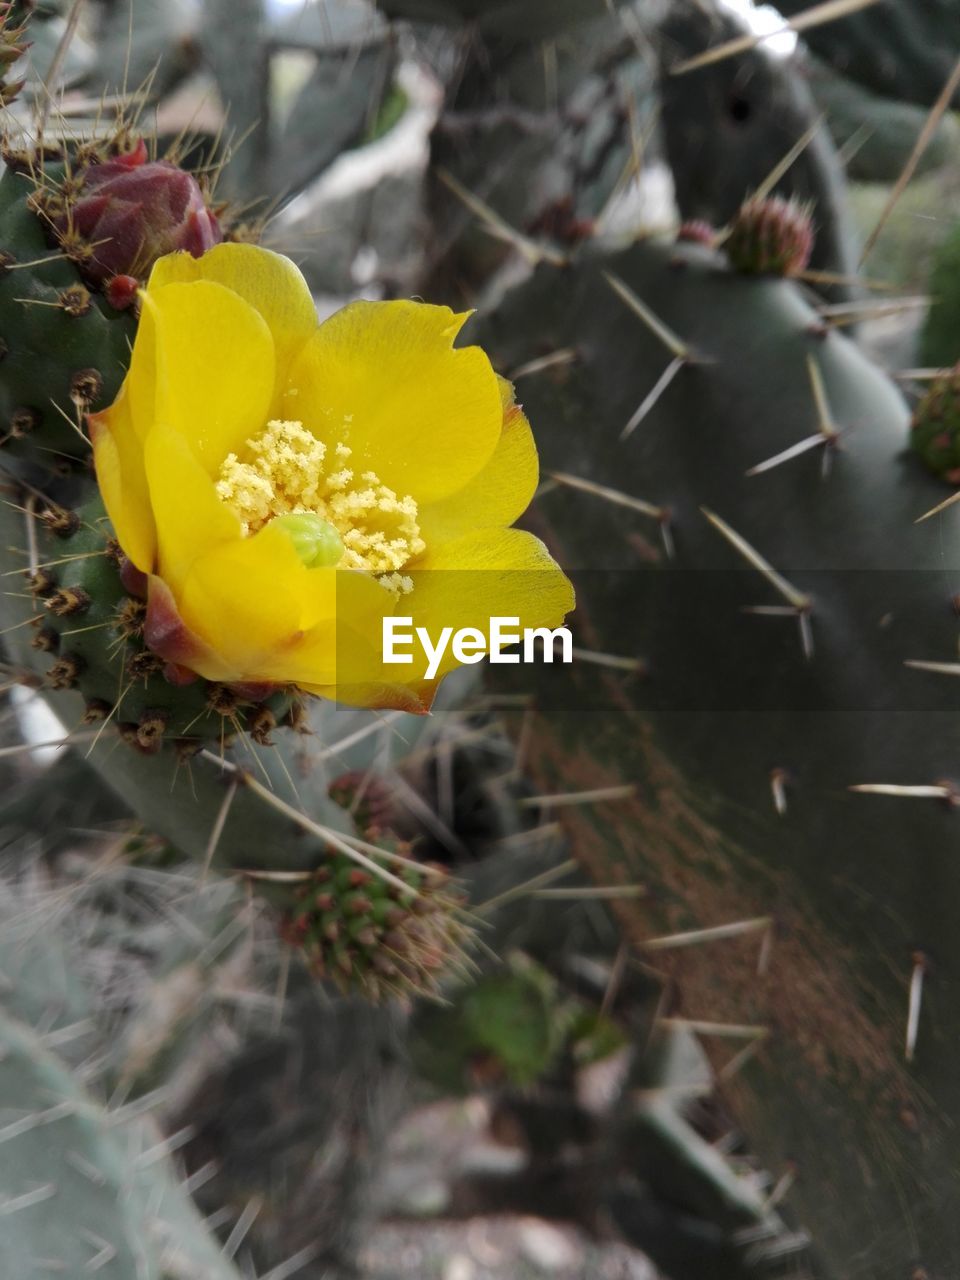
[216,420,425,586]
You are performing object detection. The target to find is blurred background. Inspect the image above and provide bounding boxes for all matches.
[3,1,960,1278]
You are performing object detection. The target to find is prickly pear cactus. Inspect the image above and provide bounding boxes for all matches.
[775,0,960,107]
[23,491,300,747]
[0,151,135,468]
[0,492,477,1004]
[0,1008,244,1278]
[804,53,960,183]
[659,2,859,293]
[5,0,960,1275]
[391,0,659,300]
[474,233,960,1277]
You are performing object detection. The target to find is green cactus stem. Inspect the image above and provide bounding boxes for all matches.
[920,216,960,371]
[774,0,960,109]
[660,3,858,298]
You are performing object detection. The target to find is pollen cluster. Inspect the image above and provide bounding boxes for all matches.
[216,420,425,587]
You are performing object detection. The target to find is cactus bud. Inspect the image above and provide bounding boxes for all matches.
[911,362,960,483]
[724,195,814,278]
[677,219,717,247]
[53,157,222,286]
[281,844,471,1002]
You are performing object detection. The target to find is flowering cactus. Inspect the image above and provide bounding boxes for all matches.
[89,243,573,710]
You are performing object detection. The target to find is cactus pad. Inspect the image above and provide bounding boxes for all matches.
[0,1010,242,1278]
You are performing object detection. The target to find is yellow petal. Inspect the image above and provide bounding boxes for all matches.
[303,675,433,713]
[418,387,538,545]
[89,387,156,572]
[406,528,575,681]
[123,289,160,443]
[143,422,241,593]
[281,300,503,503]
[144,573,241,683]
[148,244,318,396]
[176,519,317,679]
[173,529,398,686]
[299,530,574,699]
[144,280,275,472]
[244,568,394,687]
[252,618,339,689]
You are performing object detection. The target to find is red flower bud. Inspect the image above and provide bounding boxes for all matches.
[55,157,222,286]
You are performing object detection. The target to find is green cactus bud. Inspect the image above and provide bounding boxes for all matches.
[911,362,960,483]
[281,843,471,1002]
[724,195,814,278]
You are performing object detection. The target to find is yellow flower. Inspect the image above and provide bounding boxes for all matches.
[89,243,574,711]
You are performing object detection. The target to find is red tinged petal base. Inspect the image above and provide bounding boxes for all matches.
[144,575,235,682]
[145,577,284,697]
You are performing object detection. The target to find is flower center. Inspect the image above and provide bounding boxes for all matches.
[215,419,425,590]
